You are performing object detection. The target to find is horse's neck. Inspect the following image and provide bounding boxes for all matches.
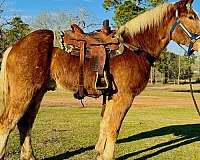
[128,25,172,58]
[124,5,176,59]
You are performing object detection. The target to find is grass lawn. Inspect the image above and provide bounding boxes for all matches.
[5,84,200,160]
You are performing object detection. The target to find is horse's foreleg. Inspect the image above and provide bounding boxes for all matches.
[17,91,45,160]
[96,93,133,160]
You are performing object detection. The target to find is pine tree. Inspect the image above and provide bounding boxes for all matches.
[103,0,167,26]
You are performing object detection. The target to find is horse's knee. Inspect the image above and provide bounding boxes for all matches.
[103,134,116,160]
[95,136,106,155]
[96,116,108,149]
[97,142,114,160]
[96,116,117,160]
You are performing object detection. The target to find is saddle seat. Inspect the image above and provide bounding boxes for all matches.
[64,23,119,56]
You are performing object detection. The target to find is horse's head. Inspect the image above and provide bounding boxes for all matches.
[171,0,200,53]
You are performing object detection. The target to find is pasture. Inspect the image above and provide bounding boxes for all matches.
[5,84,200,160]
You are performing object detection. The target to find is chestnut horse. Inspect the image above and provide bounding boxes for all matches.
[0,0,200,159]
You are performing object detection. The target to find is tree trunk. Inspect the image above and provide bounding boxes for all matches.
[177,55,180,84]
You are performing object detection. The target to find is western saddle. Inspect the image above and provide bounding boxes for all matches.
[63,20,119,103]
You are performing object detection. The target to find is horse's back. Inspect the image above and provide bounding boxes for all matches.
[7,29,54,96]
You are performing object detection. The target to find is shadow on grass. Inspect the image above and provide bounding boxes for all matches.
[173,89,200,93]
[42,145,94,160]
[116,123,200,160]
[42,124,200,160]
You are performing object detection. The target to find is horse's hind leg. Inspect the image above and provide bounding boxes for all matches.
[0,88,48,160]
[17,90,46,160]
[0,127,10,160]
[96,93,134,160]
[0,30,53,160]
[0,99,34,160]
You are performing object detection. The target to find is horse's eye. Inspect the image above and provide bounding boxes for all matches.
[188,16,194,20]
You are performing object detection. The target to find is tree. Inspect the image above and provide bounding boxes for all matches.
[6,17,31,45]
[0,0,31,56]
[0,0,5,21]
[31,9,98,31]
[0,16,31,66]
[155,51,196,84]
[31,9,98,47]
[103,0,167,26]
[179,55,195,83]
[0,0,7,62]
[155,51,170,84]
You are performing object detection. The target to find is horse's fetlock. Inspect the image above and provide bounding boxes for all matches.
[20,155,36,160]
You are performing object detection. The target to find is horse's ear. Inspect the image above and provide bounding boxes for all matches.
[187,0,194,4]
[186,0,194,8]
[177,0,194,9]
[179,0,194,6]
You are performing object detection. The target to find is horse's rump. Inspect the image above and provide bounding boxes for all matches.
[0,30,54,117]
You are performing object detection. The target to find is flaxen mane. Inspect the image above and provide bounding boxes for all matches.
[117,3,174,38]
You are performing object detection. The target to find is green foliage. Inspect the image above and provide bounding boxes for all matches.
[149,0,167,7]
[113,1,144,25]
[6,17,31,45]
[103,0,167,26]
[0,16,30,59]
[0,16,30,69]
[155,51,196,83]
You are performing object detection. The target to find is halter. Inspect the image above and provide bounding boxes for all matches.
[170,9,200,56]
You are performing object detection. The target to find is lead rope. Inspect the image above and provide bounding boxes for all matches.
[176,44,200,117]
[188,57,200,117]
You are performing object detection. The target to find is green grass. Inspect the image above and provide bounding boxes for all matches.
[5,83,200,159]
[6,106,200,160]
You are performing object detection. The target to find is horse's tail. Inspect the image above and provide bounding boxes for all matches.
[0,46,12,117]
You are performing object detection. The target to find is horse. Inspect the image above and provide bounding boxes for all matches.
[0,0,200,159]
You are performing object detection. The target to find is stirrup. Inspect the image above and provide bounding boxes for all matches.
[95,72,109,90]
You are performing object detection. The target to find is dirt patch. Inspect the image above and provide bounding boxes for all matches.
[41,86,200,108]
[133,96,199,107]
[41,94,102,108]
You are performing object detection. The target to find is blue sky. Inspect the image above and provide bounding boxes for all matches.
[5,0,114,25]
[5,0,200,23]
[3,0,200,54]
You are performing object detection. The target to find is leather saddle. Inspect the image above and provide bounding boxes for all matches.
[63,20,119,100]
